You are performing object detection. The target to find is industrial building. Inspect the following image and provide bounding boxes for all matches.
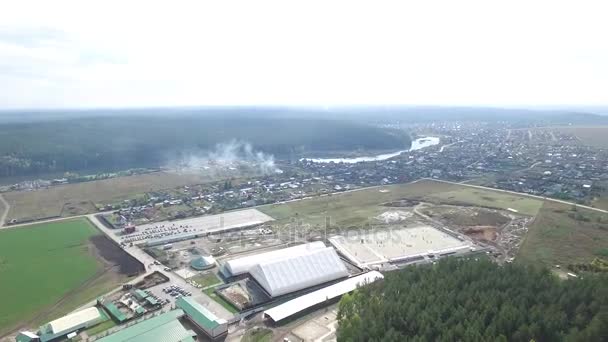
[96,309,195,342]
[264,271,384,323]
[223,241,326,277]
[249,246,349,297]
[37,307,105,342]
[176,296,228,338]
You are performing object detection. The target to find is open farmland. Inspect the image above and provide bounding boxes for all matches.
[259,179,540,229]
[518,201,608,266]
[0,218,138,337]
[425,188,543,216]
[2,171,211,223]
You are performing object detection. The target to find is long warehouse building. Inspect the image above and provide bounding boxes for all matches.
[250,246,349,297]
[264,271,384,323]
[223,241,326,276]
[38,307,104,342]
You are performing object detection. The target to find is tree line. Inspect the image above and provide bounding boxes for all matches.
[0,115,410,177]
[337,258,608,342]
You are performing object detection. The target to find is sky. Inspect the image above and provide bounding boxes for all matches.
[0,0,607,109]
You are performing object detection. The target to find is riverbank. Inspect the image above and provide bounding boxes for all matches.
[300,136,440,163]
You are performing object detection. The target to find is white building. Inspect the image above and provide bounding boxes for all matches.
[264,271,384,322]
[223,241,326,276]
[39,307,104,342]
[250,247,348,297]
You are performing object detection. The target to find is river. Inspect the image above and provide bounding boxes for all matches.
[301,136,440,163]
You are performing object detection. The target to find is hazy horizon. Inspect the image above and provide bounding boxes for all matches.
[1,0,607,109]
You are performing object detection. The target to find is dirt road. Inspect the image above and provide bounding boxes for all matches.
[0,193,9,227]
[425,178,608,214]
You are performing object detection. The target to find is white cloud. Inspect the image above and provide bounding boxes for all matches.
[0,0,607,108]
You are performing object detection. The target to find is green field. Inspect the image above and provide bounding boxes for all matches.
[518,201,608,266]
[85,318,116,337]
[0,218,105,335]
[203,287,239,314]
[426,188,543,216]
[259,180,541,229]
[242,328,273,342]
[190,272,222,288]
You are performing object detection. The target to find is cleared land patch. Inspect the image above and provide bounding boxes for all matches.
[0,218,137,336]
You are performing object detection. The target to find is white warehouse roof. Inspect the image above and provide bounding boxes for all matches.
[224,241,326,276]
[265,271,384,322]
[250,247,349,297]
[48,307,102,335]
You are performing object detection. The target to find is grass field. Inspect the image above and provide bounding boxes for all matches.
[0,218,115,335]
[190,272,222,288]
[518,201,608,266]
[203,287,239,314]
[259,180,541,229]
[426,188,543,216]
[3,171,211,223]
[260,179,608,268]
[85,319,116,336]
[242,328,273,342]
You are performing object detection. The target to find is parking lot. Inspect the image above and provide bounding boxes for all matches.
[119,209,275,245]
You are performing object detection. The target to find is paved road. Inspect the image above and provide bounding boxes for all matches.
[0,193,9,227]
[0,208,115,230]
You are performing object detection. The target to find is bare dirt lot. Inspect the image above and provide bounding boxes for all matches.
[421,204,532,261]
[90,235,145,276]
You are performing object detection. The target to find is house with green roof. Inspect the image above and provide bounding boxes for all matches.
[102,302,128,323]
[175,297,228,338]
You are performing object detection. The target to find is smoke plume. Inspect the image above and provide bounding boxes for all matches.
[168,140,282,176]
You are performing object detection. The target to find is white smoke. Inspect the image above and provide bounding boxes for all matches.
[169,140,282,175]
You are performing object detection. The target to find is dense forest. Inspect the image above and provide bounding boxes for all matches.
[0,113,410,177]
[337,258,608,342]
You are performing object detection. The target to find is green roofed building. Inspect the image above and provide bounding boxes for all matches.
[146,296,159,306]
[132,289,149,301]
[15,331,39,342]
[97,309,195,342]
[176,296,228,338]
[103,302,127,323]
